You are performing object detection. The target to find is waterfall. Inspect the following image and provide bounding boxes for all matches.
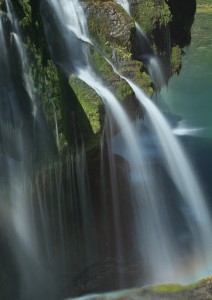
[115,0,130,13]
[115,0,165,88]
[101,40,212,281]
[41,0,212,286]
[1,2,98,298]
[0,3,58,299]
[42,0,176,285]
[0,0,212,298]
[125,80,212,281]
[12,33,37,116]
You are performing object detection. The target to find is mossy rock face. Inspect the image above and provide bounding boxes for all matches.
[128,0,196,79]
[129,0,171,35]
[69,44,150,136]
[69,277,212,299]
[89,44,153,98]
[0,0,195,150]
[82,1,153,99]
[69,75,103,137]
[83,0,135,64]
[89,45,134,101]
[171,45,182,75]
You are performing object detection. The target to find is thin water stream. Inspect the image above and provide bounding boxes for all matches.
[43,0,212,286]
[0,0,212,299]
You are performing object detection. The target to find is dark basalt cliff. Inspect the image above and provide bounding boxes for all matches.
[168,0,196,47]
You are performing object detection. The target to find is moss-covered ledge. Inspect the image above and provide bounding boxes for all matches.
[129,0,171,35]
[83,0,134,64]
[68,43,153,138]
[82,0,153,91]
[69,76,103,137]
[128,0,184,77]
[68,277,212,299]
[89,43,153,97]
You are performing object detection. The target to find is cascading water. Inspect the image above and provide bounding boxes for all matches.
[12,33,37,116]
[115,0,165,88]
[42,0,176,286]
[102,34,212,282]
[125,80,212,282]
[1,0,212,298]
[1,2,69,299]
[0,7,54,300]
[115,0,130,14]
[42,0,212,288]
[0,2,95,299]
[105,55,212,282]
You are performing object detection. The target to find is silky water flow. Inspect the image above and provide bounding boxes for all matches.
[43,0,212,287]
[0,1,96,299]
[0,0,212,299]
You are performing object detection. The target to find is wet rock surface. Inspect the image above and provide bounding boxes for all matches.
[66,276,212,299]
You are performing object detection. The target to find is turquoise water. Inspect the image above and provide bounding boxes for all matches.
[158,12,212,279]
[159,12,212,140]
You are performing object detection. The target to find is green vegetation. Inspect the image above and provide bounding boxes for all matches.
[19,0,32,27]
[135,276,212,298]
[85,1,153,98]
[90,47,134,101]
[131,0,171,34]
[0,0,192,151]
[70,277,212,299]
[148,283,194,294]
[171,45,182,75]
[159,2,172,27]
[26,39,69,150]
[197,0,212,13]
[85,0,134,63]
[69,76,103,135]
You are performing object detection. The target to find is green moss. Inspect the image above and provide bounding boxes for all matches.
[111,45,132,63]
[135,277,212,298]
[132,0,155,33]
[76,277,212,299]
[149,283,191,294]
[85,0,134,63]
[197,0,212,13]
[84,0,153,106]
[26,39,68,151]
[90,47,134,101]
[159,2,172,27]
[87,13,110,55]
[120,62,153,97]
[19,0,32,27]
[171,45,182,75]
[130,0,171,34]
[69,76,103,135]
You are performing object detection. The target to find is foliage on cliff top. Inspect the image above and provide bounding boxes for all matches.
[197,0,212,13]
[130,0,171,34]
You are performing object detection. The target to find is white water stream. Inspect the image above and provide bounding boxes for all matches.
[43,0,212,286]
[0,0,211,298]
[115,0,165,88]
